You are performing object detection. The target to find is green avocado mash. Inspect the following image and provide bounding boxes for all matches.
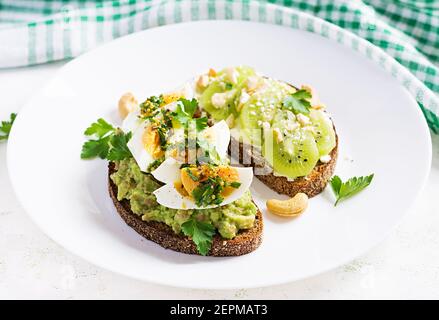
[110,158,257,239]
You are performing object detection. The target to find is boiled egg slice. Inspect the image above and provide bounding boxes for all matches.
[198,120,230,159]
[127,120,164,172]
[122,108,142,133]
[151,158,253,209]
[165,120,231,163]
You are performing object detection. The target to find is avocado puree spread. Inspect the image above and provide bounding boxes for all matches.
[111,158,257,239]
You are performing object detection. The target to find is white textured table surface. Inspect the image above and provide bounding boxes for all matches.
[1,62,438,300]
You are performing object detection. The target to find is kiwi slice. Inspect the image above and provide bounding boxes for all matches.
[263,129,319,178]
[233,66,256,85]
[199,66,257,121]
[199,81,235,120]
[309,109,336,156]
[239,79,293,145]
[272,109,298,132]
[239,94,266,146]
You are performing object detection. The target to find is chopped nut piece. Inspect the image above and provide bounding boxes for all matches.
[208,68,217,77]
[296,113,310,126]
[273,128,283,143]
[196,74,210,89]
[246,76,260,92]
[319,155,332,163]
[225,67,238,84]
[211,92,227,109]
[239,90,250,104]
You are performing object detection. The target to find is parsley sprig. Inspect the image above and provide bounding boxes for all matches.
[330,174,374,206]
[181,217,216,256]
[282,89,312,114]
[173,98,208,131]
[171,98,221,164]
[81,118,132,160]
[0,113,17,141]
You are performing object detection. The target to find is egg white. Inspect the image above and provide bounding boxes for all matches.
[152,158,253,209]
[126,120,156,172]
[122,106,158,173]
[122,109,142,133]
[152,157,181,183]
[121,86,198,172]
[200,120,230,160]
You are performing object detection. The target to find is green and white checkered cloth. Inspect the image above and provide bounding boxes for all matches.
[1,0,438,133]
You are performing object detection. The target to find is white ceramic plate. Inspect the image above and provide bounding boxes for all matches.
[8,21,431,289]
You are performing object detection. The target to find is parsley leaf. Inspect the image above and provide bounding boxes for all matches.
[81,119,133,161]
[81,136,111,159]
[229,181,241,188]
[107,131,132,161]
[0,113,17,141]
[179,98,198,117]
[330,174,374,206]
[84,118,115,138]
[173,98,208,131]
[282,89,312,114]
[181,218,216,256]
[195,117,208,131]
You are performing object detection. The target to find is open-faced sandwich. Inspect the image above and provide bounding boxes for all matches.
[81,66,340,256]
[195,66,338,198]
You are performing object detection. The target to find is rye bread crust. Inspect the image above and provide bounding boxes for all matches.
[229,134,338,198]
[108,163,263,256]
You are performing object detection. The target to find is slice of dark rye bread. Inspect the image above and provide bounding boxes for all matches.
[229,132,338,198]
[108,163,263,256]
[228,80,338,198]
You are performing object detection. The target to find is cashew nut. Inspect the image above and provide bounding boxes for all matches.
[118,92,138,119]
[266,193,308,217]
[301,84,321,107]
[208,68,217,77]
[196,74,210,89]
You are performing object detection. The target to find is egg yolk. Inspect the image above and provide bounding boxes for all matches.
[180,168,199,196]
[179,165,239,198]
[216,166,240,197]
[163,93,183,105]
[142,125,164,159]
[174,181,189,197]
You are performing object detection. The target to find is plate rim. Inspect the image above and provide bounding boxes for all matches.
[7,20,433,289]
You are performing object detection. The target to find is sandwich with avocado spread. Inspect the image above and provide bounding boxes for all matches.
[81,66,339,256]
